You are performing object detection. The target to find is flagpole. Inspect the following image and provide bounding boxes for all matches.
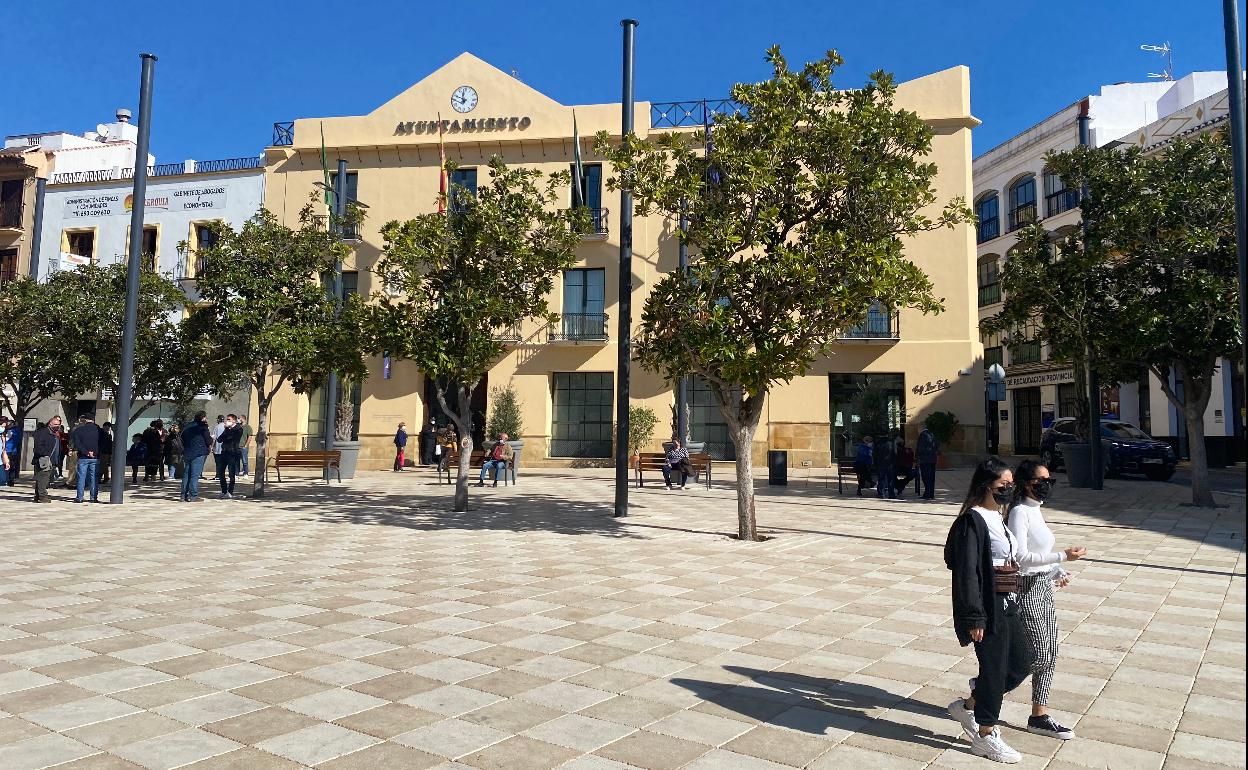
[615,18,638,518]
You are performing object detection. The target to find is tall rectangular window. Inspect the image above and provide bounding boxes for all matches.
[142,225,158,270]
[1044,171,1078,217]
[0,248,16,285]
[191,222,218,276]
[982,330,1003,370]
[329,171,359,203]
[1008,176,1037,231]
[64,229,96,262]
[977,259,1000,306]
[975,194,999,243]
[690,376,736,460]
[560,268,606,339]
[0,179,22,228]
[570,163,605,233]
[1057,383,1079,418]
[1009,320,1042,365]
[449,168,477,213]
[551,372,613,458]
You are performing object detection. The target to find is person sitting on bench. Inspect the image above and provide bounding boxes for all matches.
[476,433,513,487]
[663,437,693,490]
[854,436,875,492]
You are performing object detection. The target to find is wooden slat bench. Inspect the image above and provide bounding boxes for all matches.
[635,452,713,490]
[441,449,515,486]
[268,450,342,483]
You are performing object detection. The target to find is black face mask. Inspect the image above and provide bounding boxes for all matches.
[991,484,1015,505]
[1031,479,1054,501]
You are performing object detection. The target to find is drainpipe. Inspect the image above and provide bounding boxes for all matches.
[28,177,47,280]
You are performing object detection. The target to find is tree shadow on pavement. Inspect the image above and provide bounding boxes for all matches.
[671,666,967,757]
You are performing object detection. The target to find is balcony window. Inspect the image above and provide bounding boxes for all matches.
[1008,176,1037,231]
[977,259,1000,306]
[571,163,607,235]
[449,168,476,213]
[557,268,607,341]
[551,372,613,458]
[1044,170,1079,217]
[0,179,22,229]
[0,248,16,285]
[975,193,999,243]
[840,301,899,339]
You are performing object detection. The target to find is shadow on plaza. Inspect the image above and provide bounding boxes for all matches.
[672,666,966,756]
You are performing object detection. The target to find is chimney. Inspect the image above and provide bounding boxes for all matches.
[116,108,132,123]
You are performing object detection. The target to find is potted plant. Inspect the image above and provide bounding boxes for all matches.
[629,405,659,467]
[924,410,958,469]
[332,378,361,479]
[487,384,525,475]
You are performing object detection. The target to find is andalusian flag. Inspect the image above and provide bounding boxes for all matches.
[437,113,447,214]
[571,110,585,209]
[320,123,331,209]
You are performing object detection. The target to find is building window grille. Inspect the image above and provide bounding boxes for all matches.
[550,372,613,457]
[558,268,607,340]
[1044,170,1079,217]
[976,194,999,243]
[1008,176,1037,231]
[977,259,1000,306]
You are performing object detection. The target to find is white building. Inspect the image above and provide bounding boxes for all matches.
[974,72,1241,465]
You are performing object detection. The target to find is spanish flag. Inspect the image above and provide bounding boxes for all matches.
[437,113,447,214]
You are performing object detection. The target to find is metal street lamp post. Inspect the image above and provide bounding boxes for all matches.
[323,159,346,467]
[110,53,157,504]
[614,18,638,518]
[1222,0,1248,418]
[1077,106,1103,490]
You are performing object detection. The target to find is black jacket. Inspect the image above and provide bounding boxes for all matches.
[181,420,213,460]
[218,425,243,456]
[33,427,58,458]
[71,423,100,456]
[944,510,998,646]
[98,426,114,455]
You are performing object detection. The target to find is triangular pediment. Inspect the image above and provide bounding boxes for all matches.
[371,52,565,121]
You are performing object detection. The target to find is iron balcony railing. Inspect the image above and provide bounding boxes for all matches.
[651,99,748,128]
[0,198,21,229]
[550,313,609,342]
[312,214,360,241]
[494,322,523,343]
[1045,188,1079,217]
[976,217,1000,243]
[50,156,263,185]
[573,207,609,235]
[978,282,1002,307]
[1011,340,1042,365]
[1008,202,1037,232]
[273,122,295,146]
[839,308,900,340]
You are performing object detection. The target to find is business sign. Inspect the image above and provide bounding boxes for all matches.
[394,116,532,136]
[1005,369,1074,389]
[64,185,227,219]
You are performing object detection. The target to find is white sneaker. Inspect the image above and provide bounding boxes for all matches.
[948,698,978,739]
[218,492,229,499]
[970,727,1022,764]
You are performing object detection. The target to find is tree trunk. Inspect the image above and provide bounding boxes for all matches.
[252,400,272,499]
[732,422,758,541]
[435,380,477,513]
[1180,368,1215,508]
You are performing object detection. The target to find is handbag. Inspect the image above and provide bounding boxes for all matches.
[993,562,1020,594]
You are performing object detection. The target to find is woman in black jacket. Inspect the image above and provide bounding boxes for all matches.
[944,457,1033,764]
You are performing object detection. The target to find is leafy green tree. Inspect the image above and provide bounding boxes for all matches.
[628,405,659,456]
[186,205,368,498]
[370,158,583,511]
[991,131,1240,507]
[597,47,970,539]
[486,384,525,440]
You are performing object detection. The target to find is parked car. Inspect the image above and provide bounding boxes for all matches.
[1039,418,1177,481]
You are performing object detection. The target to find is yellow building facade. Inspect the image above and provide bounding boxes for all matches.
[261,53,985,470]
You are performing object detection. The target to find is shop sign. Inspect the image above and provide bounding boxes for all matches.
[64,185,227,218]
[1005,369,1074,388]
[911,378,952,396]
[394,117,532,136]
[64,193,124,218]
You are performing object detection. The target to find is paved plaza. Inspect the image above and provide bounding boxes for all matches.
[0,466,1243,770]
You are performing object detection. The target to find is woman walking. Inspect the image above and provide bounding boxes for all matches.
[1008,460,1085,740]
[944,457,1033,764]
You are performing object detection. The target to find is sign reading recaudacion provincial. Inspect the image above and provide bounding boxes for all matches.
[394,117,532,136]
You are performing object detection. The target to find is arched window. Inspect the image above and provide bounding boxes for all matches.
[977,256,1001,307]
[975,193,999,243]
[1008,175,1037,231]
[1043,169,1079,216]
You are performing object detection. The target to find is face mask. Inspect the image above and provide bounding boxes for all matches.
[1031,479,1054,501]
[991,484,1015,505]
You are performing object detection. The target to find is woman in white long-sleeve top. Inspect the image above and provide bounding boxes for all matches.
[1007,459,1087,740]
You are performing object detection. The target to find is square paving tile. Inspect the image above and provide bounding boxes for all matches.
[255,722,378,766]
[114,728,241,770]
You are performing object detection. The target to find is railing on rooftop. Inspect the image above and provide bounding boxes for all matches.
[50,156,264,185]
[273,122,295,146]
[650,99,748,129]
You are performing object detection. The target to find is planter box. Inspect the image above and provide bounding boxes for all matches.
[1063,442,1093,488]
[332,440,361,480]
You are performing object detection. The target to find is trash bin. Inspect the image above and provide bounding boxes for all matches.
[768,450,787,486]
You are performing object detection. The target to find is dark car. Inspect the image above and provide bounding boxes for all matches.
[1039,418,1177,481]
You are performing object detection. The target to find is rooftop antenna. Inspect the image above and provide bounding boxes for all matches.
[1140,42,1174,80]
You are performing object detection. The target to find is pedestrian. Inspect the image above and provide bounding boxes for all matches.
[945,457,1033,764]
[875,431,897,499]
[853,436,875,494]
[0,418,10,488]
[216,414,243,499]
[894,436,918,498]
[211,415,225,475]
[916,422,939,500]
[126,434,147,485]
[2,416,19,485]
[436,423,457,472]
[141,420,164,482]
[31,416,61,503]
[70,413,101,503]
[53,422,69,480]
[98,422,114,485]
[1008,460,1086,741]
[166,424,183,480]
[419,418,437,466]
[393,422,408,472]
[238,416,253,476]
[180,411,213,502]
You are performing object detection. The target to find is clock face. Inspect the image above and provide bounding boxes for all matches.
[451,85,478,113]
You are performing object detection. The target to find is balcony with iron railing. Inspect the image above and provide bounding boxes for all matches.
[0,198,22,230]
[549,313,610,343]
[1045,188,1079,217]
[976,217,999,244]
[1008,202,1037,232]
[978,282,1002,307]
[838,307,900,341]
[650,99,748,128]
[50,156,263,185]
[494,322,523,344]
[311,215,361,241]
[573,207,609,237]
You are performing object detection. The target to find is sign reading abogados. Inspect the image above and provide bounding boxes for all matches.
[394,116,532,136]
[64,185,228,218]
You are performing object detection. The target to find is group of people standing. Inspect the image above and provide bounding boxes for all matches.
[394,420,460,472]
[853,426,940,499]
[945,457,1086,763]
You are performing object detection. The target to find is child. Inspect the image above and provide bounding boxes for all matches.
[126,434,147,485]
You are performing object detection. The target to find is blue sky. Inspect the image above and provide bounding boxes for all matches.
[5,0,1238,163]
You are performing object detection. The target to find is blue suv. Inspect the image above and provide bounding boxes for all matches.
[1039,418,1177,481]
